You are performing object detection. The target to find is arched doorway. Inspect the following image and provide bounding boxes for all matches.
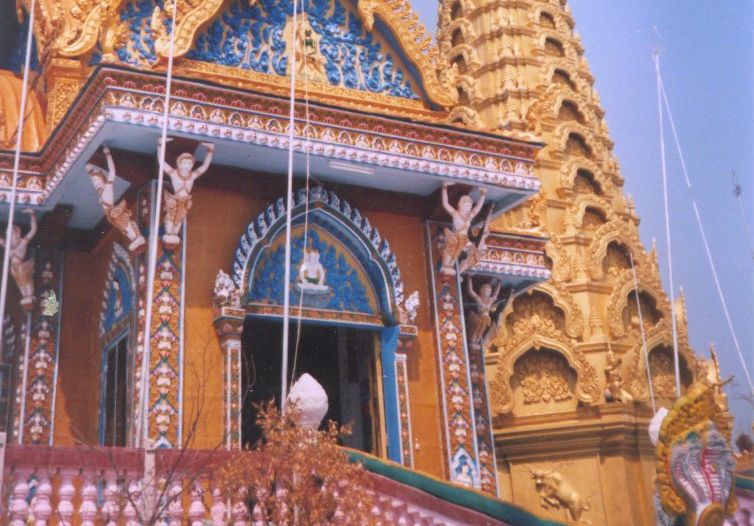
[241,318,384,455]
[219,187,411,462]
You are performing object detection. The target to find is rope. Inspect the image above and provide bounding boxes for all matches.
[281,0,300,407]
[0,0,37,357]
[290,18,314,391]
[653,51,681,398]
[138,0,179,447]
[628,250,656,412]
[657,73,754,395]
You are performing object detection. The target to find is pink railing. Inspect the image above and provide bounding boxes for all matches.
[0,437,500,525]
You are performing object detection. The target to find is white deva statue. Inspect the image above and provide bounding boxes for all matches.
[157,138,215,249]
[440,182,487,275]
[465,276,503,350]
[0,209,37,311]
[86,147,146,253]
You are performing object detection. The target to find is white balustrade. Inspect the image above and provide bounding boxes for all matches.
[56,469,76,526]
[189,481,208,526]
[9,468,30,526]
[31,471,52,526]
[0,443,591,525]
[166,478,184,526]
[102,471,121,526]
[79,471,99,526]
[210,485,228,525]
[123,479,143,526]
[231,486,251,526]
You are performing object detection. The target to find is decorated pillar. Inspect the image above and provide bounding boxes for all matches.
[132,180,187,448]
[426,218,493,493]
[19,249,63,444]
[212,271,244,450]
[395,332,416,468]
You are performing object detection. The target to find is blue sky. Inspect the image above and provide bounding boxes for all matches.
[412,1,754,435]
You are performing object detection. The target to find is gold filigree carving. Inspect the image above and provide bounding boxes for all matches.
[515,192,548,232]
[539,282,584,338]
[54,0,127,60]
[150,0,225,59]
[602,242,631,278]
[356,0,456,108]
[545,237,571,283]
[514,349,574,404]
[490,290,597,414]
[490,331,599,415]
[47,78,81,129]
[564,193,614,233]
[173,58,441,123]
[558,155,614,197]
[624,320,697,402]
[586,218,651,281]
[606,269,668,339]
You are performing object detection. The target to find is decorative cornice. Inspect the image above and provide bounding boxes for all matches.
[0,67,541,207]
[467,232,550,284]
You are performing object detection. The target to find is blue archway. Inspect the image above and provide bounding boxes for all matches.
[230,186,407,462]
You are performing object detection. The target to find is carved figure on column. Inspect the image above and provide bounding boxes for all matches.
[465,276,503,351]
[158,138,215,249]
[440,183,486,275]
[603,348,633,403]
[0,209,37,311]
[459,207,492,274]
[86,147,146,253]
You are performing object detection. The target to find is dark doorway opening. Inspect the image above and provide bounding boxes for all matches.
[241,318,383,455]
[101,334,129,446]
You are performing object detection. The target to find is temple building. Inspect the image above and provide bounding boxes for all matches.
[0,0,749,524]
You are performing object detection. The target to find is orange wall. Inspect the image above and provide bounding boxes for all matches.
[54,230,118,445]
[52,171,446,479]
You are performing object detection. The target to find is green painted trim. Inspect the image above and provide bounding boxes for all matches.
[736,474,754,492]
[347,450,567,526]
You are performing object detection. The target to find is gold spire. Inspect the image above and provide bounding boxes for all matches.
[466,3,702,522]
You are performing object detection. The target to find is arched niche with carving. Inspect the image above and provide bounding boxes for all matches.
[586,219,649,281]
[511,348,578,415]
[601,241,633,279]
[564,193,614,233]
[648,345,694,402]
[495,286,584,344]
[231,186,405,325]
[606,270,670,339]
[624,320,697,404]
[490,334,599,415]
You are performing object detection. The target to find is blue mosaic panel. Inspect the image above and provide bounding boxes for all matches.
[102,264,134,335]
[114,0,419,99]
[249,228,376,314]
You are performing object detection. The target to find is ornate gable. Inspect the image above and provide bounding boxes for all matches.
[109,0,454,109]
